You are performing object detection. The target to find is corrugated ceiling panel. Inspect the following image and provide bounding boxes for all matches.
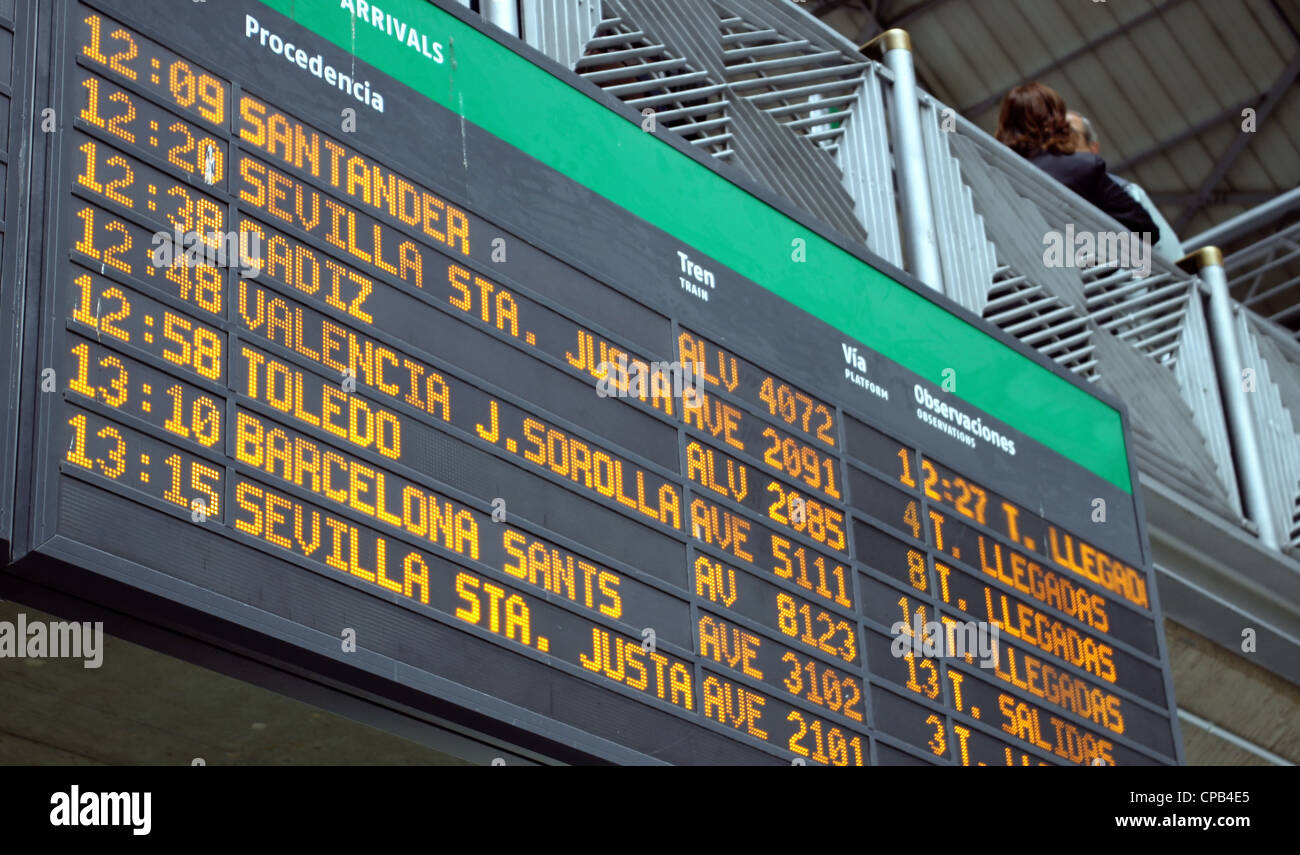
[1065,52,1147,159]
[1200,0,1288,90]
[910,11,986,107]
[1249,0,1299,64]
[1148,11,1216,113]
[1111,19,1201,148]
[963,0,1031,84]
[994,0,1057,76]
[1181,122,1237,181]
[1236,93,1300,187]
[1269,86,1300,160]
[1174,3,1250,106]
[1065,0,1153,42]
[1209,133,1290,209]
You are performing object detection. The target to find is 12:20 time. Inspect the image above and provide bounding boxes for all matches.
[77,72,225,183]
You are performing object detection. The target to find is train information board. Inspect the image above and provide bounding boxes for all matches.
[7,0,1182,764]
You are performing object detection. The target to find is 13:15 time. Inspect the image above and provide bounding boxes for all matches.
[65,411,221,517]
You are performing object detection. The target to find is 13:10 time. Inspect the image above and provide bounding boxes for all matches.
[68,341,222,447]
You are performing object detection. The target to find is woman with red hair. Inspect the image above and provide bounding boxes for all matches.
[996,82,1156,237]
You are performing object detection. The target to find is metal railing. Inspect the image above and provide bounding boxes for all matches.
[516,0,1300,562]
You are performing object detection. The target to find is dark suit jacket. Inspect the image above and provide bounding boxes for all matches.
[1026,151,1158,236]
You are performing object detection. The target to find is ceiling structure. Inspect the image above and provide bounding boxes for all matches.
[811,0,1300,311]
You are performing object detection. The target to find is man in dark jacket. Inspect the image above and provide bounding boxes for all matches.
[1068,111,1181,261]
[1026,150,1158,236]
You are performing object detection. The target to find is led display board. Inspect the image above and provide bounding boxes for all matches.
[2,0,1182,764]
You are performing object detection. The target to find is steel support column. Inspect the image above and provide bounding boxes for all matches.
[865,29,943,292]
[1183,248,1281,548]
[484,0,520,36]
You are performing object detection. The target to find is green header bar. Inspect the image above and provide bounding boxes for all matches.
[257,0,1132,493]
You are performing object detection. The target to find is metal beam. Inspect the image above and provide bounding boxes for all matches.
[886,0,958,28]
[1178,709,1295,766]
[1270,0,1300,43]
[1183,186,1300,251]
[1174,51,1300,231]
[958,0,1187,118]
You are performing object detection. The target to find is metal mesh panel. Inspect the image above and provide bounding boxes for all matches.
[712,0,865,156]
[522,1,904,259]
[537,0,874,244]
[1224,220,1300,337]
[838,64,901,266]
[916,91,997,311]
[571,7,732,155]
[1174,289,1244,517]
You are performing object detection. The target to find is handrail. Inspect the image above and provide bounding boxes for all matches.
[859,30,943,292]
[1182,187,1300,254]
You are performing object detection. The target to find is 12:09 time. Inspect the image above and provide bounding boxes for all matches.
[81,11,226,126]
